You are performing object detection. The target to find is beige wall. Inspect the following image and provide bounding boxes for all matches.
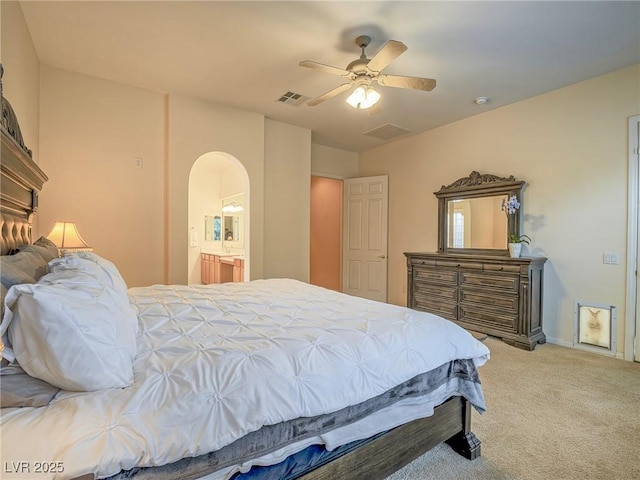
[168,94,265,284]
[264,119,311,281]
[311,144,359,179]
[1,2,39,161]
[38,66,166,287]
[360,64,640,355]
[1,2,41,231]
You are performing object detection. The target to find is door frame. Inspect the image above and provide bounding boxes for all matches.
[625,115,639,361]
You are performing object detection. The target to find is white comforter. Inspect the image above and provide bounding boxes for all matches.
[1,279,489,480]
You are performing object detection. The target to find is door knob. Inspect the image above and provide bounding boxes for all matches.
[378,255,386,259]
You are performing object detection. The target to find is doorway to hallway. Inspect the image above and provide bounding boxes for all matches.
[310,175,343,291]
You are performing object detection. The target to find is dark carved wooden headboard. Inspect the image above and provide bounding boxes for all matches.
[0,64,48,255]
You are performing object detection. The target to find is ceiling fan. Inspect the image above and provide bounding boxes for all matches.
[299,35,436,108]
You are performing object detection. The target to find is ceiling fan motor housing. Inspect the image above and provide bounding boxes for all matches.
[347,58,370,74]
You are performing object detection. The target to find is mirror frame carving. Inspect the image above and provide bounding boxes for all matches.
[435,171,525,256]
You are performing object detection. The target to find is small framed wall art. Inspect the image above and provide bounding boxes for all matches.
[573,302,616,355]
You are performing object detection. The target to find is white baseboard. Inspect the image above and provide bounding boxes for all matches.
[545,336,572,348]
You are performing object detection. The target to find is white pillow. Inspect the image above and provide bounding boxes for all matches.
[48,252,128,294]
[0,266,138,392]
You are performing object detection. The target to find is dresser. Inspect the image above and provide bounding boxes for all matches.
[201,254,244,284]
[405,252,546,350]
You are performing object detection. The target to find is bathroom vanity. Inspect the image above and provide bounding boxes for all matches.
[201,253,244,284]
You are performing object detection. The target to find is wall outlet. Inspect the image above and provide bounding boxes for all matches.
[134,157,144,168]
[603,252,619,265]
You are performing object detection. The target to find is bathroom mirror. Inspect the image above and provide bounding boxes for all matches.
[224,215,239,241]
[204,215,221,242]
[222,194,244,249]
[435,171,525,255]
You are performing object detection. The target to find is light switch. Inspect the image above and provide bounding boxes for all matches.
[603,252,619,265]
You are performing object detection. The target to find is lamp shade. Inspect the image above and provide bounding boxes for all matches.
[46,222,92,254]
[346,86,381,109]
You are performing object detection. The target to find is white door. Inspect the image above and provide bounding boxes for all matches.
[342,175,388,302]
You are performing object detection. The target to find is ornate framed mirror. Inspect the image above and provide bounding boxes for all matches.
[435,171,525,256]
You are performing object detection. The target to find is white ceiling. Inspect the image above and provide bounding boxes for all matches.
[19,1,640,153]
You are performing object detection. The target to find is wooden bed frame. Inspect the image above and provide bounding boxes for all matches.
[0,64,47,255]
[297,397,480,480]
[0,64,480,480]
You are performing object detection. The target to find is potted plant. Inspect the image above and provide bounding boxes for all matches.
[507,233,531,258]
[508,233,532,244]
[502,195,530,258]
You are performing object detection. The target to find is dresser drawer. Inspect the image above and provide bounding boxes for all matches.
[412,296,457,321]
[460,271,518,292]
[437,259,484,271]
[459,304,518,332]
[414,281,457,302]
[413,266,457,285]
[483,263,522,273]
[459,288,518,312]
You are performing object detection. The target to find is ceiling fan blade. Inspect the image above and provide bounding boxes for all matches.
[377,74,436,91]
[299,60,351,77]
[307,83,352,106]
[366,40,407,73]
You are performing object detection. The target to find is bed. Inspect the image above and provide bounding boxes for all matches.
[0,68,489,480]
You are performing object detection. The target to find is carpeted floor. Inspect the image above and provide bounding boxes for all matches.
[385,337,640,480]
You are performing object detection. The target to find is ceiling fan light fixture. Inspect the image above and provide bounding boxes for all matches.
[346,85,381,109]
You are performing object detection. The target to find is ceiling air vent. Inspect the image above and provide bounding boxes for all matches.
[277,91,310,106]
[363,123,412,140]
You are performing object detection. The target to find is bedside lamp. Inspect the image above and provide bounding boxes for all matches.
[46,222,92,256]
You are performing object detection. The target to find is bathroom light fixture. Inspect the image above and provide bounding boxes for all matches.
[346,85,381,109]
[46,221,92,256]
[222,202,243,213]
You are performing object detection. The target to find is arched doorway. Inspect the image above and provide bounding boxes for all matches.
[188,152,250,285]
